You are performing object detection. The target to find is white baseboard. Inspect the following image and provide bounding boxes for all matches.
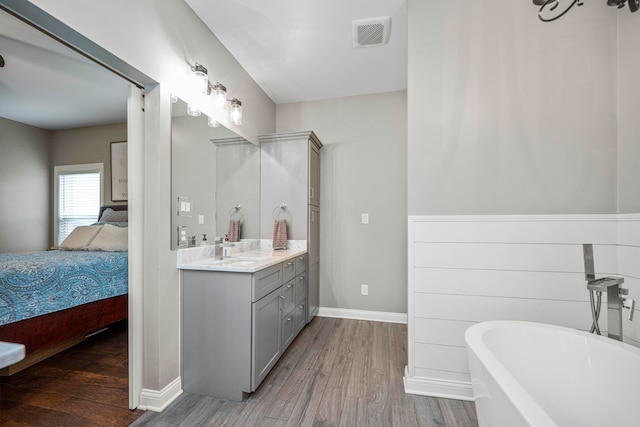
[317,307,407,324]
[138,376,183,412]
[403,367,474,401]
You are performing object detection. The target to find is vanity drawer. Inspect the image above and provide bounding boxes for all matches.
[282,259,296,283]
[295,254,306,275]
[294,302,306,334]
[253,263,283,302]
[282,279,295,314]
[294,273,306,304]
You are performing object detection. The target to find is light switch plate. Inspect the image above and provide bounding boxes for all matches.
[361,213,369,224]
[198,215,205,225]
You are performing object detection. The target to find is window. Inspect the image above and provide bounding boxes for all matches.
[54,163,103,245]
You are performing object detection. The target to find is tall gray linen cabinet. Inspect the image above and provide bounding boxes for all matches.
[259,131,322,322]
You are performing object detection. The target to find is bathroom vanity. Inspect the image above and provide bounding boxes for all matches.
[178,246,307,400]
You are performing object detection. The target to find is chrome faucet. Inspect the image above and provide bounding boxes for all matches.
[586,277,634,341]
[583,244,635,342]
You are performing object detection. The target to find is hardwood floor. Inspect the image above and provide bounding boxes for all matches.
[132,317,478,427]
[0,320,144,426]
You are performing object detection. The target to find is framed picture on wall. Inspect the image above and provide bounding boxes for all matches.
[111,141,128,201]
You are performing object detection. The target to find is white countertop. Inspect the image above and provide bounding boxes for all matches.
[177,239,307,273]
[0,341,25,369]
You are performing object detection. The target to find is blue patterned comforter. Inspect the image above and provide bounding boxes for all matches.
[0,250,128,326]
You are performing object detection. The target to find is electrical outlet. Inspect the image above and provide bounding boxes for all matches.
[361,213,369,224]
[361,284,368,296]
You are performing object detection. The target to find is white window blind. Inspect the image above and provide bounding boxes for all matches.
[58,171,101,245]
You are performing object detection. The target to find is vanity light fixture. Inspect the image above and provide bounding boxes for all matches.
[211,82,228,111]
[207,116,220,128]
[186,103,201,117]
[229,98,242,125]
[191,62,209,94]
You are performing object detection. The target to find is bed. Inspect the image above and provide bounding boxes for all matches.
[0,205,128,375]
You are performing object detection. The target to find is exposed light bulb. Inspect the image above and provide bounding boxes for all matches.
[213,82,227,112]
[187,103,201,117]
[229,98,242,125]
[191,63,208,94]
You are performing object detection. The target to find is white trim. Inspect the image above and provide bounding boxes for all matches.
[408,214,620,223]
[127,84,146,410]
[138,377,183,412]
[403,367,474,401]
[317,307,407,324]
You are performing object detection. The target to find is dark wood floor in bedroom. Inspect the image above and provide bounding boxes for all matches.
[0,320,144,426]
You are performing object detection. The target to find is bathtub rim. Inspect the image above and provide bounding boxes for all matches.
[465,320,640,427]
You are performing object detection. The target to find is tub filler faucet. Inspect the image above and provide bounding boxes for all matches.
[583,244,635,341]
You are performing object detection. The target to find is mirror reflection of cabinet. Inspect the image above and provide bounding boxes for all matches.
[260,131,322,323]
[170,98,260,249]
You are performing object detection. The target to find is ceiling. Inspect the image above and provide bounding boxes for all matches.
[0,8,130,131]
[185,0,408,104]
[0,1,407,131]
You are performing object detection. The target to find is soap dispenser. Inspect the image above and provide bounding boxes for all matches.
[201,233,208,246]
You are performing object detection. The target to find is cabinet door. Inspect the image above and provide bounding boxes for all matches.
[251,287,282,390]
[309,143,320,206]
[281,310,295,350]
[309,206,319,264]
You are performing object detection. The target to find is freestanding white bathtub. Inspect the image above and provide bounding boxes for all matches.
[465,321,640,427]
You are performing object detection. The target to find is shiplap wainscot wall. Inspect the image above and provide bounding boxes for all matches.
[405,214,640,400]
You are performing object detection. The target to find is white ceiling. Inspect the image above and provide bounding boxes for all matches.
[185,0,408,104]
[0,8,130,130]
[0,1,407,130]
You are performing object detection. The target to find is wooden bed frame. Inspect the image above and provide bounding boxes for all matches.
[0,295,128,375]
[0,204,129,376]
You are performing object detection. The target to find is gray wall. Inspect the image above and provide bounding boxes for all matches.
[408,1,618,216]
[0,117,50,252]
[50,122,127,245]
[617,10,640,213]
[171,114,218,247]
[277,91,408,314]
[216,142,261,240]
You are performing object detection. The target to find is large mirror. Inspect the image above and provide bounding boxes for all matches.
[171,98,260,249]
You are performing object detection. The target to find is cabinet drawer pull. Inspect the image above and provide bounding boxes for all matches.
[298,276,304,280]
[287,262,293,266]
[287,284,292,288]
[279,295,285,299]
[286,317,292,322]
[299,305,304,309]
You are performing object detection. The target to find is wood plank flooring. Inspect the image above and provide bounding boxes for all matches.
[132,317,478,427]
[0,320,144,426]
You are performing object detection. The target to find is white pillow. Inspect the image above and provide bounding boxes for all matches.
[59,225,103,250]
[87,224,128,251]
[100,208,128,223]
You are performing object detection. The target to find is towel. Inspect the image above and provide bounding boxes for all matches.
[273,219,288,250]
[228,220,241,242]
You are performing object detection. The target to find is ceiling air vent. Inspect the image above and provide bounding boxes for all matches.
[352,16,391,48]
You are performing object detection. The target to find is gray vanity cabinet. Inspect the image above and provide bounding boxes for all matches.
[181,256,308,401]
[260,131,322,324]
